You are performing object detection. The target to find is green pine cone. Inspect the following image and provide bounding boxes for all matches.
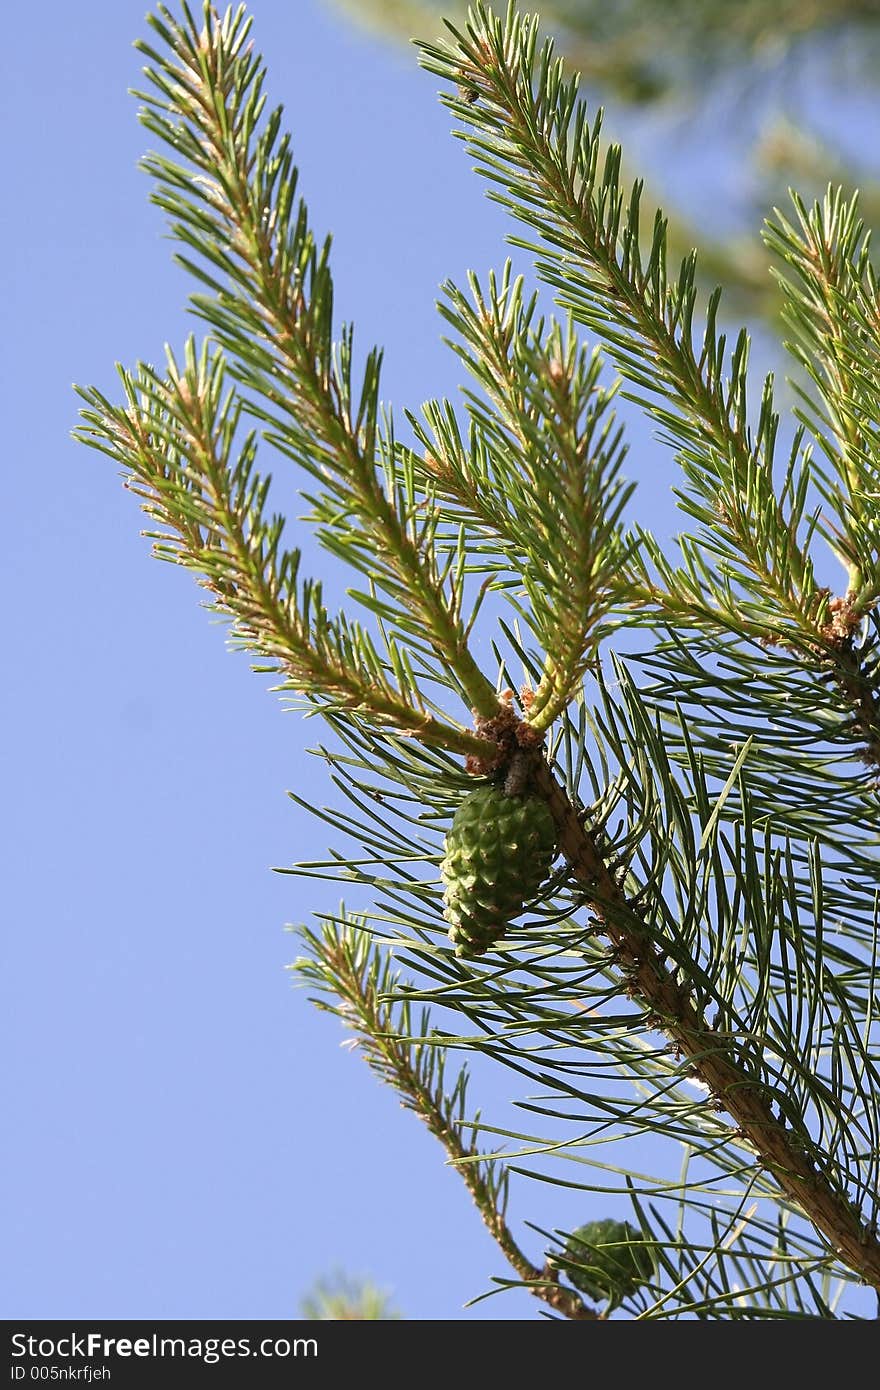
[440,783,558,957]
[555,1219,657,1306]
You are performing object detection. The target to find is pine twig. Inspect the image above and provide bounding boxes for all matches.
[302,926,598,1319]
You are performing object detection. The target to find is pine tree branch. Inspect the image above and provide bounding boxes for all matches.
[419,4,820,631]
[75,344,496,761]
[434,269,634,729]
[764,188,880,610]
[135,2,502,722]
[297,920,598,1319]
[624,553,880,778]
[290,707,878,1313]
[530,755,880,1290]
[422,3,880,775]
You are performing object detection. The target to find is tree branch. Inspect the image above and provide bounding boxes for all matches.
[532,756,880,1290]
[303,925,598,1319]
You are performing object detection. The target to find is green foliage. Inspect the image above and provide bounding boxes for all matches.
[75,0,880,1319]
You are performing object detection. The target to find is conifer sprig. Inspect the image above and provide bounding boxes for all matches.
[295,913,597,1319]
[764,188,880,604]
[75,340,493,757]
[134,2,503,724]
[412,265,634,728]
[418,3,826,637]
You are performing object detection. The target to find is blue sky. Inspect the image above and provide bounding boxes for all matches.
[3,0,875,1322]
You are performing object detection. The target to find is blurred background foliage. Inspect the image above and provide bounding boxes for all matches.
[299,1272,402,1319]
[327,0,880,320]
